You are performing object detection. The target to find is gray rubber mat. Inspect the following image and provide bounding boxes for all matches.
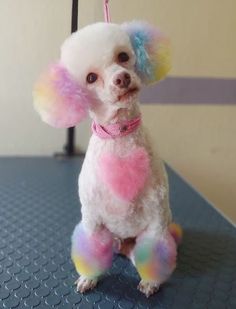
[0,157,235,308]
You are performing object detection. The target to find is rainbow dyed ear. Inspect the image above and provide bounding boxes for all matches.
[33,63,91,128]
[122,21,171,84]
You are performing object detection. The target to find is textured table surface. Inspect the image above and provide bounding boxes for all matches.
[0,157,235,309]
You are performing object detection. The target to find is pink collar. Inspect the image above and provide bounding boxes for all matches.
[92,115,142,139]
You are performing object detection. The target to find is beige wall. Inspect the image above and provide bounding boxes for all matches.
[0,0,70,155]
[141,105,236,224]
[0,1,235,222]
[79,0,236,78]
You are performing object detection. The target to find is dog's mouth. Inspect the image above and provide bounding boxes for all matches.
[118,87,139,102]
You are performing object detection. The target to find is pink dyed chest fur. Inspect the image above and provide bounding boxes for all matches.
[98,147,150,202]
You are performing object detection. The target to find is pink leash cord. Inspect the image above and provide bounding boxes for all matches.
[103,0,111,23]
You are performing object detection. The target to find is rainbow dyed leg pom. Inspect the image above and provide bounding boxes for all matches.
[169,222,183,245]
[71,223,113,293]
[134,224,182,297]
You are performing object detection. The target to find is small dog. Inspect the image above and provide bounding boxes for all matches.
[34,21,182,297]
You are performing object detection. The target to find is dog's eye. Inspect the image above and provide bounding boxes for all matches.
[118,52,129,63]
[86,73,98,84]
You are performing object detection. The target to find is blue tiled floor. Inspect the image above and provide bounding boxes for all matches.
[0,157,235,308]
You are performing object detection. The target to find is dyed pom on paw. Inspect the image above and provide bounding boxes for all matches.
[33,63,92,128]
[169,223,183,245]
[134,233,177,282]
[71,223,113,279]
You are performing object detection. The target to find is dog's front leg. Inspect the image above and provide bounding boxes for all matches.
[134,225,178,297]
[71,222,113,293]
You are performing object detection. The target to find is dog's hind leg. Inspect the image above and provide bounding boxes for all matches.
[71,222,113,293]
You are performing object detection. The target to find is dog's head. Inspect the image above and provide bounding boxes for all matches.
[33,21,170,126]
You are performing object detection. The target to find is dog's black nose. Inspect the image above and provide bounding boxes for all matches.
[114,72,131,88]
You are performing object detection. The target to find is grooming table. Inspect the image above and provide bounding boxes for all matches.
[0,157,235,309]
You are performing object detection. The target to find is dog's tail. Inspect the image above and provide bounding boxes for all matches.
[169,223,183,245]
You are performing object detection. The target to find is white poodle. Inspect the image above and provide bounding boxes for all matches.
[33,21,182,297]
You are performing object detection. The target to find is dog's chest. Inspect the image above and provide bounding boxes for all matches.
[79,130,152,214]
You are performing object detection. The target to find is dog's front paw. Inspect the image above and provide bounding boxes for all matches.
[75,276,98,293]
[137,280,160,297]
